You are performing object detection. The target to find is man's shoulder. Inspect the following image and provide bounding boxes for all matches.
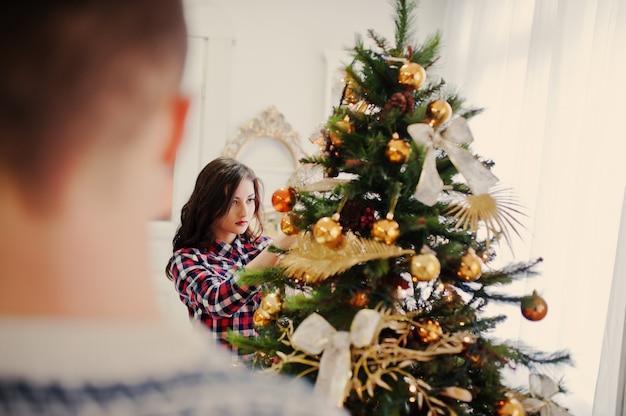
[0,371,345,415]
[0,319,348,416]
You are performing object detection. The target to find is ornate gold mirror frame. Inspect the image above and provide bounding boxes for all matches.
[222,106,307,166]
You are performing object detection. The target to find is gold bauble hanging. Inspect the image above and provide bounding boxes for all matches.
[280,214,299,236]
[253,308,272,326]
[329,115,354,146]
[497,397,526,416]
[371,218,400,245]
[417,319,443,343]
[271,187,297,213]
[260,292,282,316]
[313,216,344,248]
[253,292,283,326]
[343,81,359,104]
[457,248,482,281]
[385,133,412,164]
[410,252,441,282]
[426,99,453,128]
[398,62,426,89]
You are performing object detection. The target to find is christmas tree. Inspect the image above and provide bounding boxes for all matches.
[231,1,572,415]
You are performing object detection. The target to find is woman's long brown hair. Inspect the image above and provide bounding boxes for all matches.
[166,156,264,279]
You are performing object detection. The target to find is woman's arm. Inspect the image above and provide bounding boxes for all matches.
[243,234,297,273]
[170,251,257,318]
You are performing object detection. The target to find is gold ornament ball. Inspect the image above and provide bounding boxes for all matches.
[371,218,400,245]
[410,253,441,282]
[426,99,453,128]
[260,292,283,316]
[457,250,482,281]
[271,187,297,213]
[329,116,354,146]
[343,79,359,104]
[313,216,344,247]
[417,319,443,343]
[497,397,526,416]
[385,135,412,164]
[398,62,426,89]
[329,130,343,146]
[253,308,272,326]
[280,214,299,236]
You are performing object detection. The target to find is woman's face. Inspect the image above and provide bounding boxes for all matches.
[214,179,256,244]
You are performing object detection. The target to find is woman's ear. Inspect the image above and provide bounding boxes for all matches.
[162,95,190,166]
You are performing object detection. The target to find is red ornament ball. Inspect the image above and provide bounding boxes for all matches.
[521,290,548,321]
[271,187,297,212]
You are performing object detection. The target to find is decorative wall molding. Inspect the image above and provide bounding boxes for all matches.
[221,106,307,167]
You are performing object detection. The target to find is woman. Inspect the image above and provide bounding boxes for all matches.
[167,157,295,350]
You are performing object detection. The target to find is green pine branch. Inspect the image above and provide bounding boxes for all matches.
[390,0,418,56]
[504,341,573,369]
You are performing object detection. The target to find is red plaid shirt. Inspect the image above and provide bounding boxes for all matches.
[168,235,271,349]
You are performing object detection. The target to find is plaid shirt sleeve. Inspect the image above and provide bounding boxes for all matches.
[170,249,255,318]
[168,235,272,344]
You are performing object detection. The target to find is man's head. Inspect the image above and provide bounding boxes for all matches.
[0,0,188,319]
[0,0,188,213]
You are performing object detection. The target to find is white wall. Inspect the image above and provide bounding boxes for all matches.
[186,0,448,155]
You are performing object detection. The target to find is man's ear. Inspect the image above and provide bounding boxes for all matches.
[162,95,190,166]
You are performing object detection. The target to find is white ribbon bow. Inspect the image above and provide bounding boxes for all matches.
[291,309,381,407]
[522,374,573,416]
[407,117,499,206]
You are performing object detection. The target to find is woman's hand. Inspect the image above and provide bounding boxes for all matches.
[244,234,297,272]
[272,234,297,251]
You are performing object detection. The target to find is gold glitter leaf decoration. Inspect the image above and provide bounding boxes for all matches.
[280,232,414,284]
[298,178,353,193]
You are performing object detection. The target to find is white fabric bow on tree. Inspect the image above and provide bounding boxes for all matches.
[291,309,381,407]
[407,117,499,206]
[522,374,573,416]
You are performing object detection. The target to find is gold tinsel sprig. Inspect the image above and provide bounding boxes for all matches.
[279,231,415,284]
[444,187,526,251]
[270,307,472,413]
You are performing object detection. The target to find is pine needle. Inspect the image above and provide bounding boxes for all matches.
[391,0,417,56]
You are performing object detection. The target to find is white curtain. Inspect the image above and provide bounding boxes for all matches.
[436,0,626,414]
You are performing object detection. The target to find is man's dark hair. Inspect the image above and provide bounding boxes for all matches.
[0,0,187,203]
